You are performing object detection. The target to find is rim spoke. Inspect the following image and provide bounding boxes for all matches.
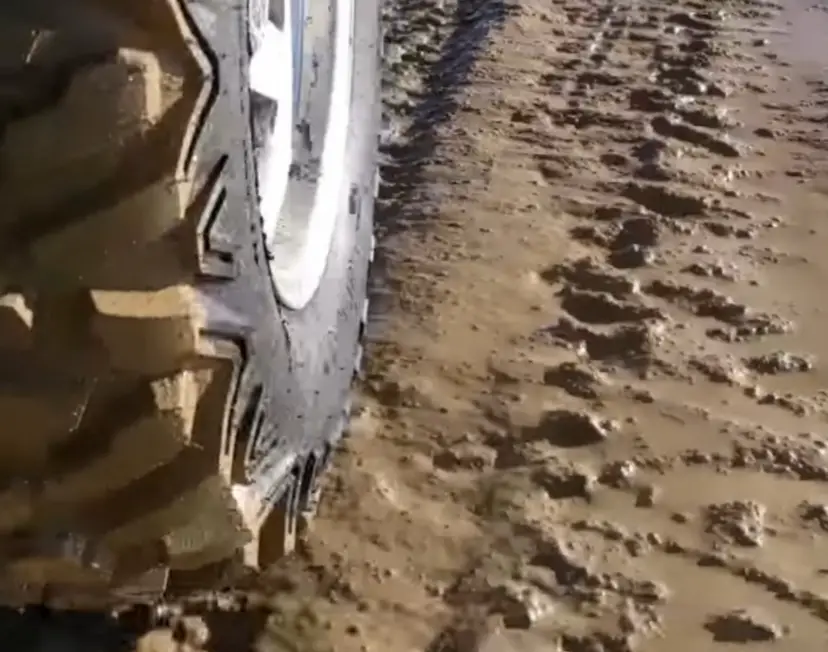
[249,20,290,103]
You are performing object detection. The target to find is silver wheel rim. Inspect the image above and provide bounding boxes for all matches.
[249,0,355,310]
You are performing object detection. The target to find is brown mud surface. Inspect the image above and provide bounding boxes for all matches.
[8,0,828,649]
[261,0,828,649]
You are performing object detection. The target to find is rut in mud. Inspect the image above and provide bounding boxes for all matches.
[7,0,828,650]
[297,0,828,649]
[0,0,498,648]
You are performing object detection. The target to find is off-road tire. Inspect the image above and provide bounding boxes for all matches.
[0,0,381,608]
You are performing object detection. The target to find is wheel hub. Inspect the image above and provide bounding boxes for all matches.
[248,0,356,310]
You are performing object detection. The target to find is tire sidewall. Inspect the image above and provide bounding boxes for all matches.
[250,0,382,487]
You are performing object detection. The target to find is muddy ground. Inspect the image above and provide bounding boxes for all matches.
[7,0,828,649]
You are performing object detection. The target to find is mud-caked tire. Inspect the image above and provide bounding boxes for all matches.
[0,0,381,608]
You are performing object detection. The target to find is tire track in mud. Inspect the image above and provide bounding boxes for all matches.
[377,0,517,232]
[377,0,828,649]
[370,0,519,332]
[0,1,516,651]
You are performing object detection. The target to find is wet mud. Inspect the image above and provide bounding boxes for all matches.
[8,0,828,650]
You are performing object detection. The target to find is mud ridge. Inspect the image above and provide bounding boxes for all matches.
[376,0,518,236]
[369,0,518,330]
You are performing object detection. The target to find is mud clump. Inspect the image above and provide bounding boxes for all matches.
[755,391,812,417]
[666,11,716,32]
[559,287,664,325]
[650,114,742,158]
[491,582,556,629]
[682,261,737,281]
[530,536,590,586]
[745,351,814,374]
[632,138,670,163]
[609,245,656,269]
[705,500,766,547]
[654,64,711,97]
[705,609,782,643]
[679,105,733,129]
[623,182,709,217]
[612,216,662,250]
[575,71,626,88]
[569,223,615,248]
[599,460,639,488]
[544,316,664,368]
[136,616,211,652]
[543,258,639,298]
[528,409,613,448]
[532,459,596,499]
[704,220,756,240]
[559,632,635,652]
[644,279,787,334]
[601,152,631,169]
[635,485,658,508]
[634,162,673,182]
[371,377,438,408]
[645,279,736,316]
[689,354,750,385]
[434,442,497,471]
[731,438,828,482]
[553,108,638,131]
[510,107,536,124]
[630,87,674,112]
[707,315,794,342]
[799,502,828,530]
[543,362,607,399]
